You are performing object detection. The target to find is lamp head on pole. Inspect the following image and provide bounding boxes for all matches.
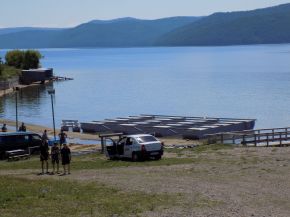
[47,89,55,95]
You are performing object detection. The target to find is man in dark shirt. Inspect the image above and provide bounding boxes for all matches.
[61,143,71,175]
[19,122,26,132]
[40,141,49,174]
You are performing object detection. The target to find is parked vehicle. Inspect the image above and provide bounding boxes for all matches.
[105,134,164,161]
[0,132,42,159]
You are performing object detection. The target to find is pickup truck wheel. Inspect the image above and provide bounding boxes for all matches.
[132,153,138,162]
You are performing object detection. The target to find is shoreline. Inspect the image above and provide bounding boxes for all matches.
[0,80,53,98]
[0,118,197,146]
[0,118,98,140]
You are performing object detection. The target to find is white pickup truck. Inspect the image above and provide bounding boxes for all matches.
[105,134,164,161]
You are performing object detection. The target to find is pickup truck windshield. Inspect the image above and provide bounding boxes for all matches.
[137,136,158,143]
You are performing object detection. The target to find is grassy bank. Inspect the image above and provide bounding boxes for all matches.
[0,153,197,171]
[0,176,176,217]
[0,144,234,171]
[1,146,290,216]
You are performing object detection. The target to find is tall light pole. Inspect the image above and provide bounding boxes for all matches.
[14,86,20,131]
[48,89,56,141]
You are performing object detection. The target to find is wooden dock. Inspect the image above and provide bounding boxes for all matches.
[51,76,73,81]
[207,127,290,147]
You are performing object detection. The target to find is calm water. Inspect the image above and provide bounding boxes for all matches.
[1,45,290,129]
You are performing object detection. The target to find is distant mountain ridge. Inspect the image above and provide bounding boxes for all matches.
[0,27,64,35]
[0,3,290,48]
[0,16,200,48]
[156,3,290,46]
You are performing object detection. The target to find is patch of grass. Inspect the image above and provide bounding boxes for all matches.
[194,197,223,208]
[0,65,20,80]
[0,153,197,170]
[193,144,233,153]
[0,176,176,217]
[164,148,185,156]
[166,144,233,156]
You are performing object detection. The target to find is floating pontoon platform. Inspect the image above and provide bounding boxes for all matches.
[80,115,256,139]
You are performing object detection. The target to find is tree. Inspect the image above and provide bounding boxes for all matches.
[5,50,42,70]
[22,50,42,70]
[5,50,24,69]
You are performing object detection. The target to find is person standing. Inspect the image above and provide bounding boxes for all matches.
[41,129,49,144]
[40,140,49,174]
[51,142,60,174]
[58,130,67,147]
[19,122,26,132]
[1,123,7,132]
[61,143,71,175]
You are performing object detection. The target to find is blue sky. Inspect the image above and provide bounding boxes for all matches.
[0,0,290,28]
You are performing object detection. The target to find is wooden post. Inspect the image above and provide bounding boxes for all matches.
[101,137,104,153]
[254,134,257,147]
[242,135,245,146]
[272,129,275,140]
[221,134,224,144]
[266,134,269,147]
[279,132,282,146]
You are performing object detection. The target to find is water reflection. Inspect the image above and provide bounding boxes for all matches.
[0,98,4,114]
[0,83,54,122]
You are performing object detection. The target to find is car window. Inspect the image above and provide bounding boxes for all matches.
[32,135,41,141]
[136,136,158,143]
[126,138,133,145]
[15,135,26,143]
[119,138,126,145]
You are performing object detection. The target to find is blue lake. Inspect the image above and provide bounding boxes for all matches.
[1,45,290,129]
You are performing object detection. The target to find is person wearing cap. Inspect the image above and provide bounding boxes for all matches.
[61,143,71,175]
[51,142,60,174]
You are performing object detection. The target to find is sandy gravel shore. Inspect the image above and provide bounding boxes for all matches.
[0,118,98,140]
[0,118,197,148]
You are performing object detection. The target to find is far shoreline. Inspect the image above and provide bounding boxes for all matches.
[1,43,290,52]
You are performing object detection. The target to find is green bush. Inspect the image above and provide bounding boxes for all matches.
[5,49,42,69]
[0,65,20,79]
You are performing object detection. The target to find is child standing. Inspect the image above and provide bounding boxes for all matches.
[51,142,60,174]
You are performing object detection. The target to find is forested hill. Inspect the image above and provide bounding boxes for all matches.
[0,3,290,48]
[156,3,290,46]
[0,17,200,48]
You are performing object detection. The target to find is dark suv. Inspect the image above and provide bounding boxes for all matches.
[0,132,42,159]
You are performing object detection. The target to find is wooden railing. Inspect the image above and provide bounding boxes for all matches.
[206,127,290,147]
